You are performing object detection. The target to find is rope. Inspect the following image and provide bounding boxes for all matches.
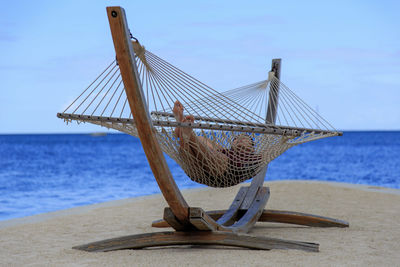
[59,42,341,188]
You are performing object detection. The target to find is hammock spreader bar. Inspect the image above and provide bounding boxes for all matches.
[57,112,341,137]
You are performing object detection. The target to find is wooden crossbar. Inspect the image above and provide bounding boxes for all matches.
[152,209,350,228]
[152,111,342,136]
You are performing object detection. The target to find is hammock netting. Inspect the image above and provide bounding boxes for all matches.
[58,41,341,188]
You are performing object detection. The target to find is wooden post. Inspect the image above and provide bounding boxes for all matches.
[241,59,282,203]
[266,58,281,124]
[106,6,189,222]
[248,58,281,191]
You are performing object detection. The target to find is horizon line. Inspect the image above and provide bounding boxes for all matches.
[1,129,400,135]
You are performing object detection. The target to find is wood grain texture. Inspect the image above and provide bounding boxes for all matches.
[239,169,266,210]
[216,187,249,226]
[235,59,281,222]
[229,187,270,233]
[189,207,217,231]
[72,231,319,252]
[259,210,349,227]
[152,209,349,228]
[163,208,192,231]
[266,58,281,125]
[106,6,189,222]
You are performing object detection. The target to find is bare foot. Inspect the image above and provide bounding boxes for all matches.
[173,100,184,122]
[173,101,184,139]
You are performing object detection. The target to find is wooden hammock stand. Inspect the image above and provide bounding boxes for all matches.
[73,6,349,253]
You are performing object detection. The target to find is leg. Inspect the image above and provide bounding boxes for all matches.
[172,101,228,177]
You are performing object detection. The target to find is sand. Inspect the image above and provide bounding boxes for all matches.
[1,180,399,267]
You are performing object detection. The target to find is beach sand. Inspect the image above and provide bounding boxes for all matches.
[1,180,399,266]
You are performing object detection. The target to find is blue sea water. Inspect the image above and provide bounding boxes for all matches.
[0,131,399,221]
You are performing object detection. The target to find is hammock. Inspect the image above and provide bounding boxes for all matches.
[58,40,341,188]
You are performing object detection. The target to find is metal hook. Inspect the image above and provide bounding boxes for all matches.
[129,30,138,42]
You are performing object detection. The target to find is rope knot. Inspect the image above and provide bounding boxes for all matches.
[131,40,152,72]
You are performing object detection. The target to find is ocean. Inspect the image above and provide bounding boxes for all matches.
[0,131,399,221]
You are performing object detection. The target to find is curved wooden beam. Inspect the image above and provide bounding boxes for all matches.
[258,210,349,227]
[217,187,249,226]
[152,209,349,228]
[106,6,188,222]
[228,187,270,233]
[73,231,319,252]
[222,60,282,230]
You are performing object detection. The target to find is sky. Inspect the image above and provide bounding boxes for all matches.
[0,0,399,133]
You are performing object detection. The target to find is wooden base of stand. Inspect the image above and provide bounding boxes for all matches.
[73,5,349,255]
[73,231,319,252]
[153,209,349,228]
[72,186,348,253]
[72,206,348,253]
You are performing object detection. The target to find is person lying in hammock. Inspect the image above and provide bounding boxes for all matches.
[173,100,262,187]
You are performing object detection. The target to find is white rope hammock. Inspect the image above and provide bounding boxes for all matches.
[58,41,341,188]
